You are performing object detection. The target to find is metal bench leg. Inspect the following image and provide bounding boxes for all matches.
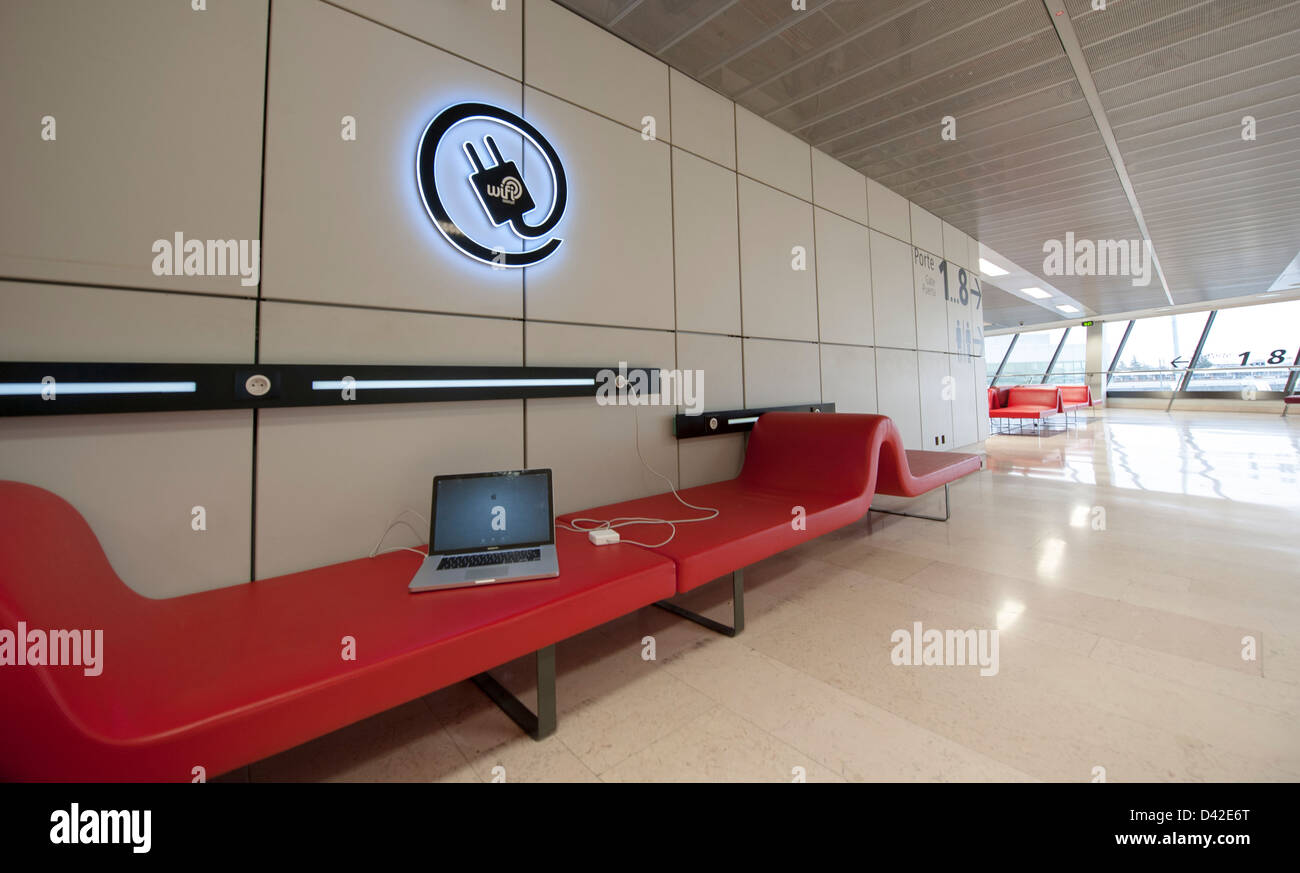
[869,482,951,522]
[471,644,557,740]
[655,569,745,637]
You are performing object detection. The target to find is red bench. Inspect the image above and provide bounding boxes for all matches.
[1056,384,1095,426]
[0,412,981,780]
[558,412,981,635]
[1284,395,1299,417]
[987,385,1064,433]
[0,481,675,782]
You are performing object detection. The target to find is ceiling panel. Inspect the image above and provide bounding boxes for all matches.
[1066,0,1300,307]
[556,0,1300,319]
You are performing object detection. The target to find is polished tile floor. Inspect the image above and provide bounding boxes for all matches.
[233,408,1300,782]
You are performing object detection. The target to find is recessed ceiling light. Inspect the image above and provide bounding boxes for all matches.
[1056,304,1080,313]
[978,258,1009,277]
[1021,287,1051,299]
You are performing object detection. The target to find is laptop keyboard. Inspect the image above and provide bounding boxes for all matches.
[438,548,541,570]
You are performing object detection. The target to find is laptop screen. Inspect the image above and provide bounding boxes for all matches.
[431,469,554,555]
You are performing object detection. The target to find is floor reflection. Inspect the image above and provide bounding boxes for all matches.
[982,407,1300,507]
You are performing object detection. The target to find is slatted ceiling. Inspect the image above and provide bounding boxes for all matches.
[1091,11,1300,97]
[818,69,1085,169]
[1117,98,1300,157]
[756,1,1044,127]
[612,0,734,49]
[717,14,847,109]
[788,28,1061,146]
[906,149,1114,209]
[556,0,1300,321]
[1068,0,1300,306]
[871,113,1103,192]
[559,0,635,26]
[1072,0,1288,72]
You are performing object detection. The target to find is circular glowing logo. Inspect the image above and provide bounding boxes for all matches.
[416,102,568,268]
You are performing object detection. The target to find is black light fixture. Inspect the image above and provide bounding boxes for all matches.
[674,403,835,439]
[0,362,656,417]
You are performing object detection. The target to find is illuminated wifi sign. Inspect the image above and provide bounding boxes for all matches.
[416,102,568,268]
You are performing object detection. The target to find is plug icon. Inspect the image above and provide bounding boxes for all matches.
[464,135,537,229]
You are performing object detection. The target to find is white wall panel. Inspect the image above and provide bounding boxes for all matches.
[867,178,911,243]
[910,204,944,257]
[526,0,670,139]
[673,149,741,335]
[523,89,674,329]
[257,402,523,578]
[736,107,812,200]
[870,231,917,350]
[812,149,868,224]
[0,281,254,363]
[743,339,821,407]
[815,209,873,346]
[875,347,922,449]
[738,178,818,342]
[670,69,735,169]
[524,323,677,515]
[0,0,266,293]
[918,350,954,450]
[332,0,522,79]
[820,343,878,414]
[0,412,252,598]
[676,332,744,488]
[950,354,977,447]
[942,221,970,270]
[262,0,523,316]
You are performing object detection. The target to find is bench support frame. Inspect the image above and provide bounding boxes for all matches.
[471,644,557,740]
[870,482,951,522]
[655,568,745,637]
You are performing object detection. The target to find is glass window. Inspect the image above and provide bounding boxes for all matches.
[995,328,1065,386]
[1109,312,1209,391]
[1186,300,1300,392]
[1045,327,1086,384]
[1102,320,1131,371]
[983,334,1014,383]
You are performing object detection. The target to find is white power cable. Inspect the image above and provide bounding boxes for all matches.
[557,404,718,548]
[369,507,432,559]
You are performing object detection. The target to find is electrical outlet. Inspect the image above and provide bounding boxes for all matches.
[236,370,279,400]
[244,374,272,397]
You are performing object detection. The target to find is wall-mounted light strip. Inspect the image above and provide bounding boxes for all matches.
[309,378,595,391]
[0,381,197,396]
[0,363,652,418]
[674,403,835,440]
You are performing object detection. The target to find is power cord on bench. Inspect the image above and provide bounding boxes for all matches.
[369,507,431,559]
[557,404,718,548]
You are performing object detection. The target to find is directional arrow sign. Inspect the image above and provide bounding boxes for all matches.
[1171,356,1186,368]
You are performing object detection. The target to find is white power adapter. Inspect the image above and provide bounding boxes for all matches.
[588,529,620,546]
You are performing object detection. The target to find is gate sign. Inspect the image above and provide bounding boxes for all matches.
[416,102,567,268]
